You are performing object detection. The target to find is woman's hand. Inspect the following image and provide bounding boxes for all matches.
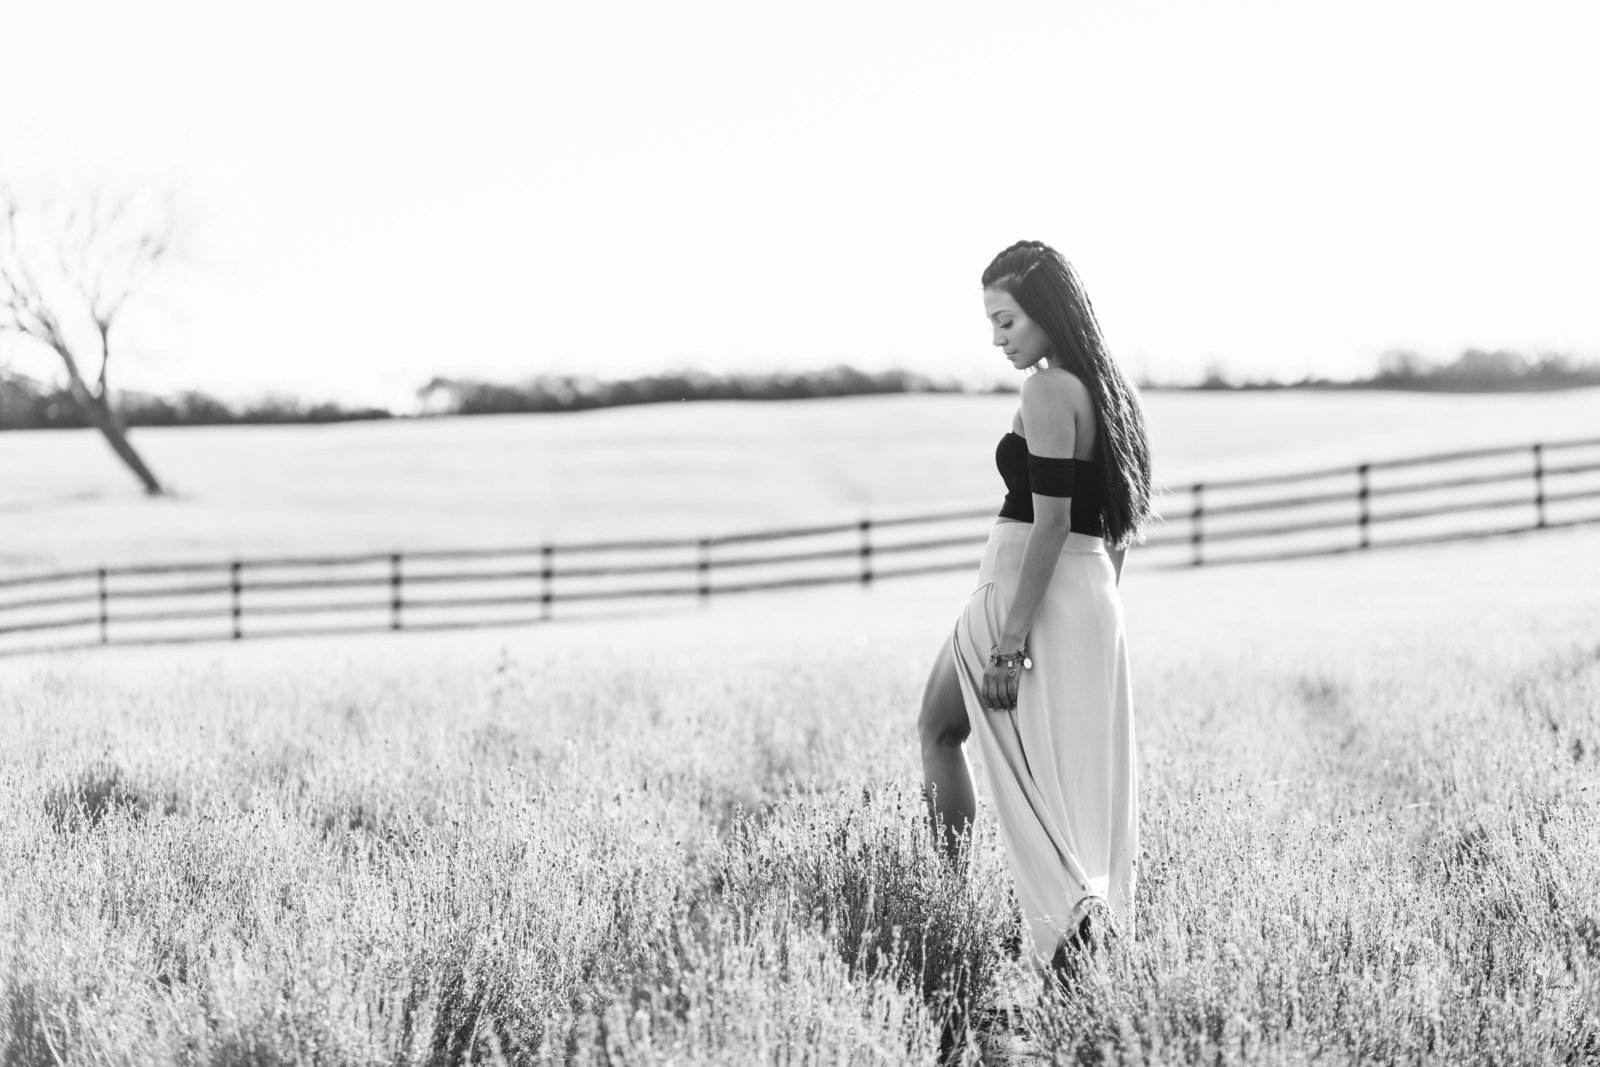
[981,658,1021,713]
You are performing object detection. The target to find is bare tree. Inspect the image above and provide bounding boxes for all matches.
[0,181,174,493]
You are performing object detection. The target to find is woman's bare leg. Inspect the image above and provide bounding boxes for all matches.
[918,637,976,863]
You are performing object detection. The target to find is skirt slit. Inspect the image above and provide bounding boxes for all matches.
[949,522,1138,963]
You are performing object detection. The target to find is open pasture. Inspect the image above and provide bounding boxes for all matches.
[3,514,1599,1063]
[3,388,1598,572]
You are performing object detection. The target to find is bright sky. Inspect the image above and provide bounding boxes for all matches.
[2,0,1597,408]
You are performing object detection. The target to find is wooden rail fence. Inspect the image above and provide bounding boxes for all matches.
[3,434,1598,656]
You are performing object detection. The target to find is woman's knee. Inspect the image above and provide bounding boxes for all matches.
[917,643,969,749]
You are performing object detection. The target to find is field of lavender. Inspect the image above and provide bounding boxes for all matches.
[3,514,1598,1063]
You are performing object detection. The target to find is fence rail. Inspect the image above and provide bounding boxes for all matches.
[3,435,1599,655]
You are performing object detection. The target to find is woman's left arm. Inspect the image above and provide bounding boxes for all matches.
[994,374,1079,660]
[983,514,1072,712]
[995,508,1072,654]
[981,375,1079,714]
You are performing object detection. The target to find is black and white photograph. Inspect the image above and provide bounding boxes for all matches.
[3,1,1598,1062]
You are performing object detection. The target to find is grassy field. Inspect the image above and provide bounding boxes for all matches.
[3,391,1599,1062]
[3,512,1599,1064]
[3,388,1598,571]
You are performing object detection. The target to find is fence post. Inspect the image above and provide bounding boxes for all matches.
[540,544,553,621]
[1532,442,1546,528]
[1190,483,1204,566]
[859,519,873,584]
[389,553,403,631]
[1357,464,1371,549]
[230,561,242,640]
[98,567,109,645]
[698,538,711,603]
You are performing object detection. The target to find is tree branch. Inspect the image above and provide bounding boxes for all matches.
[0,199,70,350]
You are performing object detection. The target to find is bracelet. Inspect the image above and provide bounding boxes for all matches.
[989,644,1032,675]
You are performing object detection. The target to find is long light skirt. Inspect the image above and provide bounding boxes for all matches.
[950,522,1138,963]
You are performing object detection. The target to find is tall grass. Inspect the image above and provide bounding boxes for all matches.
[1,599,1597,1063]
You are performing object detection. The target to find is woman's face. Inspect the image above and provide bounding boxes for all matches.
[983,287,1052,371]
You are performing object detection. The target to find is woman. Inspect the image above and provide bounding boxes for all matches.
[917,240,1153,973]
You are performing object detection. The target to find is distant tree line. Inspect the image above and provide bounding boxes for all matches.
[5,350,1596,433]
[0,365,993,431]
[1367,349,1600,390]
[1176,348,1600,392]
[415,366,983,416]
[0,371,391,430]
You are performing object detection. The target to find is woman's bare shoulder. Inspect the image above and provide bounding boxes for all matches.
[1018,369,1087,455]
[1021,367,1090,415]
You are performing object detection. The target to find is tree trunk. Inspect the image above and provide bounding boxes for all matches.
[59,364,163,495]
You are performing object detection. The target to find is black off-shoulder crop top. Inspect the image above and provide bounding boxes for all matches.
[996,432,1106,536]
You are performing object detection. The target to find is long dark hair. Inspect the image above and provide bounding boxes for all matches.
[982,240,1153,546]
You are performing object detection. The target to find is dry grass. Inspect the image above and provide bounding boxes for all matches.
[2,521,1599,1064]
